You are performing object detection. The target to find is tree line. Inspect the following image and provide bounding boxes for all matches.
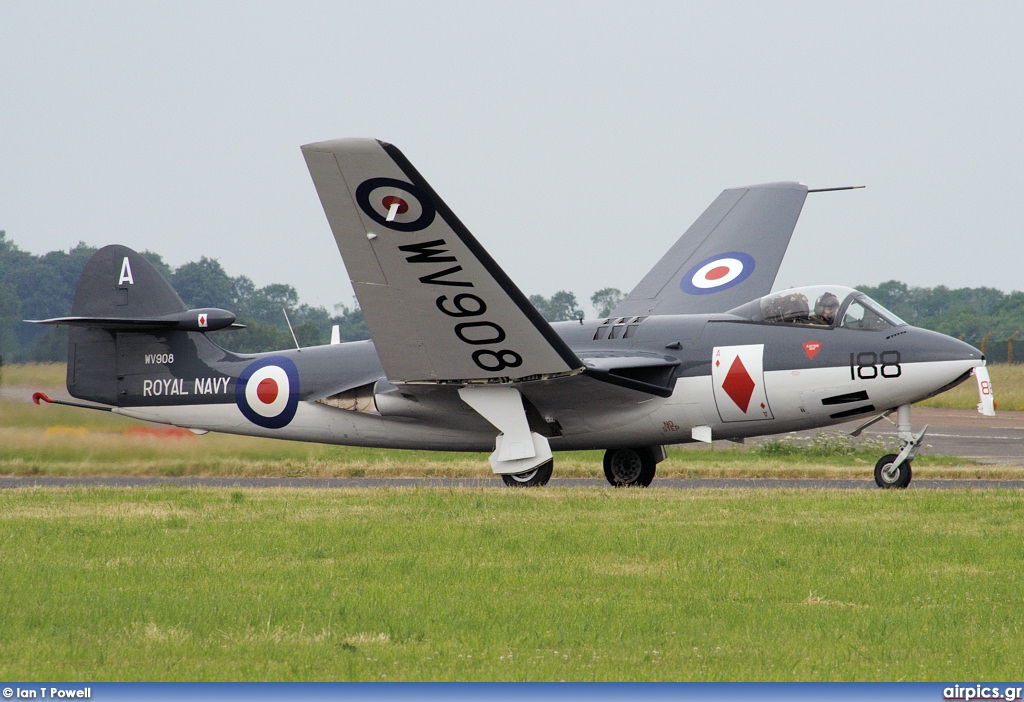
[2,231,1022,362]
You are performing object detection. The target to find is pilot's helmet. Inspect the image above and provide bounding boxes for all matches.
[814,292,840,316]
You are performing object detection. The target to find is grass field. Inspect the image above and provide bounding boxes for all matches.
[1,486,1022,681]
[2,364,1023,681]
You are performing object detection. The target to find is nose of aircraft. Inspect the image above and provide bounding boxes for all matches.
[909,327,985,365]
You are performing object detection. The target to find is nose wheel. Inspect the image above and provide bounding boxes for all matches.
[871,404,928,490]
[874,453,912,489]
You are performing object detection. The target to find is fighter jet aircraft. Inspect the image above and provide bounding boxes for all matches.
[29,138,996,489]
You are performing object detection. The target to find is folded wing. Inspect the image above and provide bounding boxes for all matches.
[302,138,583,384]
[612,182,809,317]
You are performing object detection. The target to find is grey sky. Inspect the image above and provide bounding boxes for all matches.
[2,2,1021,317]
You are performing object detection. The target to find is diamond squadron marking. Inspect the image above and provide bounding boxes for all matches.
[722,356,756,412]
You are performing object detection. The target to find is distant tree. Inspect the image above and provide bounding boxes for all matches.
[218,320,293,354]
[528,291,585,322]
[0,234,96,357]
[238,282,300,325]
[591,287,625,317]
[0,282,21,359]
[858,280,1024,348]
[172,257,235,309]
[330,303,369,342]
[138,250,174,282]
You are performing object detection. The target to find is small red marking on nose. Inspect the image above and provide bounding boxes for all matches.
[382,195,409,214]
[257,378,279,404]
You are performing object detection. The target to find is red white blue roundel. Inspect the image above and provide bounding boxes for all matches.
[235,357,300,429]
[355,177,436,232]
[680,252,756,295]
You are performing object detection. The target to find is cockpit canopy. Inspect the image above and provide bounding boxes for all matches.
[726,285,907,331]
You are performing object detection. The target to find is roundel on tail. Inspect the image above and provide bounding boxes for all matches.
[680,252,756,295]
[355,177,436,232]
[235,357,300,429]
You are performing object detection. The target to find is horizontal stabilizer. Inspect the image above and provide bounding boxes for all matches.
[27,308,241,332]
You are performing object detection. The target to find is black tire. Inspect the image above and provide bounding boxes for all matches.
[603,447,657,487]
[874,453,912,489]
[501,459,553,487]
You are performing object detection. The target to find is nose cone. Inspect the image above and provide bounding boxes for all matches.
[909,327,985,366]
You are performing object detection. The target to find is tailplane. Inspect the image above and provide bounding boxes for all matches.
[27,245,240,405]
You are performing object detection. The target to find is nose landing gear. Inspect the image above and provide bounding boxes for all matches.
[872,404,928,489]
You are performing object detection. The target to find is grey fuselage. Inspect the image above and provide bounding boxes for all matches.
[105,307,983,453]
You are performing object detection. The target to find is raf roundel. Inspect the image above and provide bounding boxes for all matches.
[680,252,756,295]
[235,357,300,429]
[355,177,436,232]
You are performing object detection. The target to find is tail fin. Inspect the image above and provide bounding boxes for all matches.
[72,245,187,318]
[27,245,239,405]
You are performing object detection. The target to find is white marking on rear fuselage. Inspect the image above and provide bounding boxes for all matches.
[142,378,189,397]
[144,353,174,365]
[194,377,230,395]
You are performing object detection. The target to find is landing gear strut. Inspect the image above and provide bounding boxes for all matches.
[603,447,662,487]
[873,404,928,490]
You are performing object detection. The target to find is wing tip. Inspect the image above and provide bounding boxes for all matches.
[300,137,387,154]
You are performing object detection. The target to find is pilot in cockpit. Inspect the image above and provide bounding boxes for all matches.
[811,292,840,326]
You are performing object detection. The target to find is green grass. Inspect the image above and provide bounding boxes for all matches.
[0,361,67,387]
[1,487,1022,680]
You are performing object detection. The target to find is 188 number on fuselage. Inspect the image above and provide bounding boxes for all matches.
[850,350,901,379]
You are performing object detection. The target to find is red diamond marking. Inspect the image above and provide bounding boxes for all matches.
[722,356,756,413]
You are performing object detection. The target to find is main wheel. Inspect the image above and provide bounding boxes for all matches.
[501,459,553,487]
[874,453,912,489]
[603,447,657,487]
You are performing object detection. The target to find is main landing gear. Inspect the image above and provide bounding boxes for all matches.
[602,447,666,487]
[868,404,928,490]
[500,447,668,488]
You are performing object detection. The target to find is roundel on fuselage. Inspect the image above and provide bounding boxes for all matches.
[235,356,300,429]
[680,252,756,295]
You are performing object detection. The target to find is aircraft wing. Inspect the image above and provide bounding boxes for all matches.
[302,138,583,384]
[610,182,809,317]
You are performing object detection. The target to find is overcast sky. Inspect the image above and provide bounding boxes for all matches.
[2,2,1022,316]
